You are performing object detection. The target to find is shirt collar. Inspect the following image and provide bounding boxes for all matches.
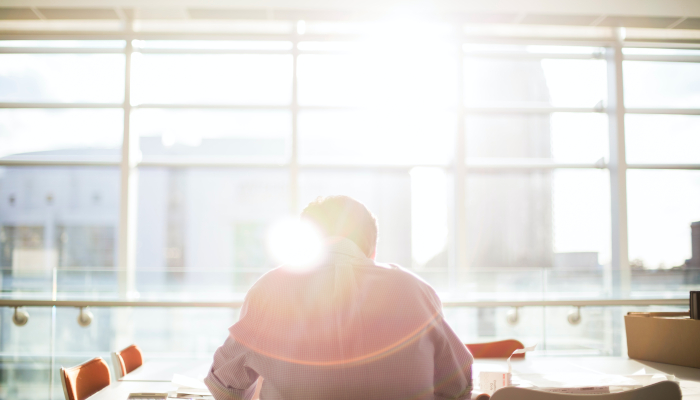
[325,236,372,263]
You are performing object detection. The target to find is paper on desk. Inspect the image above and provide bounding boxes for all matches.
[536,386,610,394]
[514,373,644,390]
[172,374,207,390]
[175,388,211,396]
[679,380,700,396]
[507,344,536,374]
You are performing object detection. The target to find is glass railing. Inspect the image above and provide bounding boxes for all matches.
[1,266,696,399]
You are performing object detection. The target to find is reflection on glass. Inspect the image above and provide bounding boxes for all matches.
[0,54,125,103]
[467,171,541,269]
[0,109,123,158]
[132,40,292,50]
[466,114,551,158]
[131,109,291,162]
[0,306,53,398]
[0,167,120,297]
[466,58,549,105]
[466,113,607,162]
[0,40,125,48]
[626,115,700,164]
[465,170,610,286]
[444,306,544,348]
[540,59,606,107]
[551,113,608,162]
[628,170,700,268]
[552,169,611,265]
[297,50,457,106]
[464,58,606,107]
[410,168,448,266]
[463,44,604,55]
[298,110,455,164]
[130,54,292,105]
[297,41,362,52]
[136,168,289,298]
[623,47,700,56]
[624,61,700,108]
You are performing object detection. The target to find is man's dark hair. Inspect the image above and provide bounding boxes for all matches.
[301,195,378,257]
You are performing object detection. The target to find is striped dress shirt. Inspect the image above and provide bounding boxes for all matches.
[205,237,473,400]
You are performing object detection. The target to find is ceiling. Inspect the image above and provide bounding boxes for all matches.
[0,0,700,30]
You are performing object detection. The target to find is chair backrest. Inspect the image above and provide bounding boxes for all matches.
[466,339,525,358]
[490,381,681,400]
[60,357,111,400]
[112,344,144,379]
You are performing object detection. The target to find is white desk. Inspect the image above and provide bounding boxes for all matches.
[120,359,211,382]
[90,357,700,399]
[480,357,700,399]
[87,382,177,400]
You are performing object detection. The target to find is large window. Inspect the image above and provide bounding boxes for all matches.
[1,29,699,307]
[1,22,699,399]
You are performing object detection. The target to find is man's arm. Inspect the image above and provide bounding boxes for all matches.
[425,287,473,400]
[205,336,259,400]
[432,317,473,400]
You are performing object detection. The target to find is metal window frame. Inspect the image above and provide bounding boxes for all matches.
[1,29,700,301]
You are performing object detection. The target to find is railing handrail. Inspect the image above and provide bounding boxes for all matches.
[0,298,688,308]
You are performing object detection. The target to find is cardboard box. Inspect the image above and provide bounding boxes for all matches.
[625,312,700,369]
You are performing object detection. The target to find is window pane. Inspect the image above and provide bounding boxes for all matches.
[626,115,700,164]
[135,168,289,299]
[0,54,124,103]
[465,170,610,295]
[446,306,544,350]
[623,47,700,56]
[0,40,125,48]
[464,44,604,55]
[465,58,606,107]
[131,54,292,105]
[133,40,291,50]
[0,306,53,398]
[298,50,458,107]
[624,61,700,108]
[0,167,120,298]
[131,109,291,163]
[466,113,607,161]
[0,109,123,158]
[540,59,607,107]
[552,170,611,265]
[297,41,361,52]
[299,110,455,165]
[628,170,700,269]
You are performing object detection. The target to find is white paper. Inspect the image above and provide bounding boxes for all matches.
[175,388,211,396]
[507,344,536,374]
[172,374,208,390]
[536,386,610,394]
[515,373,643,389]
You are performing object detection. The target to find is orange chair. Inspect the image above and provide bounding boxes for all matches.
[60,357,111,400]
[466,339,525,358]
[111,344,144,379]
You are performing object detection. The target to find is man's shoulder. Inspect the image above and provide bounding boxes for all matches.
[379,262,434,287]
[371,263,441,305]
[251,262,433,288]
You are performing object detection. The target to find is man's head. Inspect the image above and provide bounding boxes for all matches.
[301,195,378,258]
